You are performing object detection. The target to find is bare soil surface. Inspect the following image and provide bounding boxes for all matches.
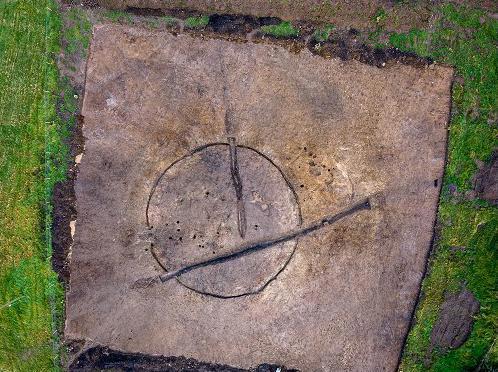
[52,4,436,294]
[65,24,452,370]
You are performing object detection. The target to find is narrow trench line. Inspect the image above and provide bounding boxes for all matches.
[228,136,247,238]
[220,52,247,239]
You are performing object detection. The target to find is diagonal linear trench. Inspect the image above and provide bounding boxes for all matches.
[137,197,372,287]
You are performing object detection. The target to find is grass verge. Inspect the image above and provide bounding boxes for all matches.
[387,5,498,371]
[0,0,67,370]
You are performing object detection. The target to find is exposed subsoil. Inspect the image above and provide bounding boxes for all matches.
[52,1,438,290]
[52,3,453,371]
[66,22,452,370]
[70,346,297,371]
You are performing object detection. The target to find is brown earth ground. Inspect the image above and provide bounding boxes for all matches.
[94,0,497,32]
[65,24,453,371]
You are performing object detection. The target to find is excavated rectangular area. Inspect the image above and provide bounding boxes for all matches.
[66,24,453,371]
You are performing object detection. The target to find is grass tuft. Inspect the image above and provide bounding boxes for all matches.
[260,21,300,38]
[184,15,209,29]
[312,24,334,43]
[161,16,178,27]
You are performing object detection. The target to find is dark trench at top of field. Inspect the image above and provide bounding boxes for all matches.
[74,3,436,69]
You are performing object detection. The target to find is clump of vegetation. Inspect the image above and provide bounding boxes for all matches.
[389,29,430,57]
[372,7,387,27]
[103,9,132,24]
[145,17,161,29]
[260,21,300,38]
[184,15,209,29]
[312,24,334,43]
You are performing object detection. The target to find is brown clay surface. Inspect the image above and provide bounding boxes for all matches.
[66,24,453,370]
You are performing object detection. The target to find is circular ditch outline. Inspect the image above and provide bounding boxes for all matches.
[145,142,303,299]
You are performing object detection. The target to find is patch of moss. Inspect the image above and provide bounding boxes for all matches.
[260,21,299,38]
[372,7,388,27]
[184,15,209,29]
[389,29,430,57]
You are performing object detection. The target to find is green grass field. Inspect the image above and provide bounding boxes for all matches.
[0,1,496,371]
[0,1,64,370]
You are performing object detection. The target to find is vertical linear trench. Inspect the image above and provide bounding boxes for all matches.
[228,137,247,238]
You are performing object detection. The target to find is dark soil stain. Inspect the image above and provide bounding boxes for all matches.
[51,178,75,284]
[70,346,298,371]
[126,7,167,17]
[51,113,85,286]
[208,14,279,34]
[473,150,498,205]
[426,286,480,365]
[179,12,433,67]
